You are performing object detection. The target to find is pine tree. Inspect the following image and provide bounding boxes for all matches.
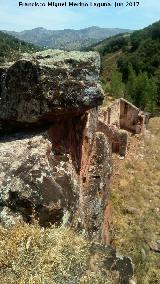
[135,72,149,108]
[126,64,137,102]
[154,70,160,107]
[110,69,125,98]
[145,77,157,112]
[126,65,157,112]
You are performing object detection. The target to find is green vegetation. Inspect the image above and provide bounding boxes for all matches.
[126,64,157,112]
[88,33,130,55]
[0,31,41,63]
[89,21,160,113]
[108,68,125,99]
[103,69,125,99]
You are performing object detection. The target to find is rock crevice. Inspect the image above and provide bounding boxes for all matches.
[0,50,148,247]
[0,50,112,244]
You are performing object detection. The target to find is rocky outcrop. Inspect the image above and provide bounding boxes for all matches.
[0,112,112,243]
[0,133,68,226]
[0,50,114,244]
[78,109,112,242]
[0,50,103,133]
[0,49,148,248]
[89,243,134,284]
[1,49,147,283]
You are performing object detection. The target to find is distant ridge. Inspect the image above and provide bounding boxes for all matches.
[3,26,132,51]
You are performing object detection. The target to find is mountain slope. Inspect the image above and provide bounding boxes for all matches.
[0,31,41,63]
[88,21,160,112]
[4,26,132,51]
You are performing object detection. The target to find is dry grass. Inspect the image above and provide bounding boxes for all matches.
[110,117,160,283]
[0,223,115,284]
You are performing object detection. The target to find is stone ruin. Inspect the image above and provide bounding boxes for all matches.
[100,98,148,134]
[0,50,148,244]
[99,98,149,157]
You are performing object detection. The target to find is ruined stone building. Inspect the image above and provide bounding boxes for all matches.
[98,98,149,157]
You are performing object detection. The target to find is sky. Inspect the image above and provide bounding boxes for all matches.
[0,0,160,31]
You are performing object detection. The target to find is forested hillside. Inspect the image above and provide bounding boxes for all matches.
[0,31,41,63]
[88,21,160,113]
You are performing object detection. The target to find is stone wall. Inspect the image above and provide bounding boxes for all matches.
[99,100,120,127]
[98,98,149,158]
[120,98,142,133]
[100,98,148,135]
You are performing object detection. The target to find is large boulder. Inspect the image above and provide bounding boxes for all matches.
[0,50,103,133]
[0,132,78,226]
[0,49,112,244]
[89,243,134,284]
[0,111,112,241]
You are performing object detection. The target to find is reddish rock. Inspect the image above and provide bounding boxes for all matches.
[0,50,147,246]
